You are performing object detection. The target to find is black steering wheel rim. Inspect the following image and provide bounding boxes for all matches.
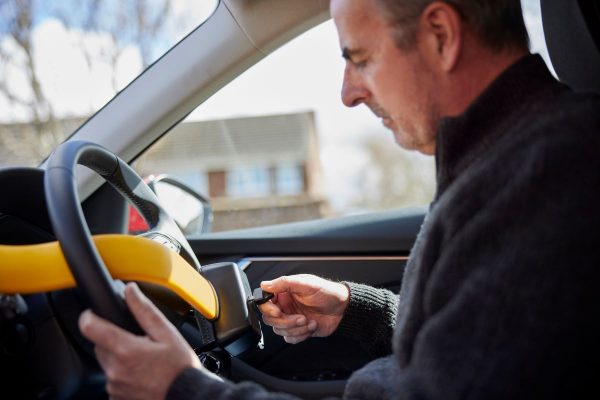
[44,140,201,333]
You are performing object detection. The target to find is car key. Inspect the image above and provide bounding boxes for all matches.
[251,287,274,305]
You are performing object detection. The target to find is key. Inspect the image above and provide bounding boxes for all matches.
[252,287,274,305]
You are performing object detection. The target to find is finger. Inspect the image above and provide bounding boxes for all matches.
[106,381,128,400]
[124,282,176,342]
[272,320,317,338]
[94,345,112,372]
[79,309,137,351]
[268,292,301,315]
[283,333,312,344]
[97,346,144,400]
[96,347,123,386]
[262,313,308,330]
[269,292,299,314]
[257,300,283,318]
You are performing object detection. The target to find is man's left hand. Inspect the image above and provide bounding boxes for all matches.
[78,282,202,400]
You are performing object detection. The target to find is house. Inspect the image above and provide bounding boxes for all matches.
[0,118,84,167]
[134,111,327,231]
[0,112,326,232]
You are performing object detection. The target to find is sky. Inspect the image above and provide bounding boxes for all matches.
[0,0,552,212]
[0,0,219,122]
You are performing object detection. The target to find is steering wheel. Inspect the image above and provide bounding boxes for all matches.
[44,140,202,333]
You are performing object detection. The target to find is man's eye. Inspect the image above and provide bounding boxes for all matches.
[353,60,367,69]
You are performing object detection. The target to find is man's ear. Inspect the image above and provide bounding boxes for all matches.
[418,1,463,72]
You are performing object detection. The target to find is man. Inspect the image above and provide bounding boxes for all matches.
[79,0,600,399]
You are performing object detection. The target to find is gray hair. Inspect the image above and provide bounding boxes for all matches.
[374,0,530,51]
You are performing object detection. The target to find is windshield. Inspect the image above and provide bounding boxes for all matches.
[0,0,218,167]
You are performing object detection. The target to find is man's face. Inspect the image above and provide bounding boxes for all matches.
[331,0,439,155]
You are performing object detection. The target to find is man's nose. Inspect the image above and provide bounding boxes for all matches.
[341,67,368,107]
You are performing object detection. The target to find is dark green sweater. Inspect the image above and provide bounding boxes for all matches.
[168,55,600,399]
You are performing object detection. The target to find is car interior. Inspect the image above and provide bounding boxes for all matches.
[0,0,598,399]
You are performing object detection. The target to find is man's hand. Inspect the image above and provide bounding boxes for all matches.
[78,282,204,400]
[258,274,350,344]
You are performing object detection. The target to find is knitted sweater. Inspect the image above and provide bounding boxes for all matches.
[167,55,600,399]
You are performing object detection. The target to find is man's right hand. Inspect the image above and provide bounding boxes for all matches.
[258,274,350,344]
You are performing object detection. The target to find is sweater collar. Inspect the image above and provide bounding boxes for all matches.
[434,54,562,200]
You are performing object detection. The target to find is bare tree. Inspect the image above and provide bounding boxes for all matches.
[54,0,172,82]
[0,0,173,165]
[356,135,436,210]
[0,0,62,160]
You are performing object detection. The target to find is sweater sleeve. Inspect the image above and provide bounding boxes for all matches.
[167,282,398,400]
[166,282,398,400]
[167,367,303,400]
[334,282,398,358]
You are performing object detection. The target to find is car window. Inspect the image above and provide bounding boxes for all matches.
[0,1,553,234]
[0,0,218,167]
[133,20,437,233]
[134,2,553,234]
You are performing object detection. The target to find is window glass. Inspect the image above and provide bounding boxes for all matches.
[135,2,553,233]
[227,167,271,198]
[276,165,304,196]
[134,20,436,232]
[0,0,218,167]
[176,170,209,196]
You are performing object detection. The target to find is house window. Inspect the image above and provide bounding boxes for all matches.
[171,170,208,196]
[276,164,304,195]
[227,166,270,198]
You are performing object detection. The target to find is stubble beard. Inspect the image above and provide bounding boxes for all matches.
[366,98,437,154]
[368,102,421,151]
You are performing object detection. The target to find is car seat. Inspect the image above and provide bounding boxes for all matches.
[541,0,600,93]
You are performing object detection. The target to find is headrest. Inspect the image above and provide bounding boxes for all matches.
[541,0,600,93]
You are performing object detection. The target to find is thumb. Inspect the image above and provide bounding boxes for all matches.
[261,276,294,294]
[124,282,177,342]
[261,275,315,296]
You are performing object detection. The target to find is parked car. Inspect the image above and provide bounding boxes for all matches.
[0,0,597,399]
